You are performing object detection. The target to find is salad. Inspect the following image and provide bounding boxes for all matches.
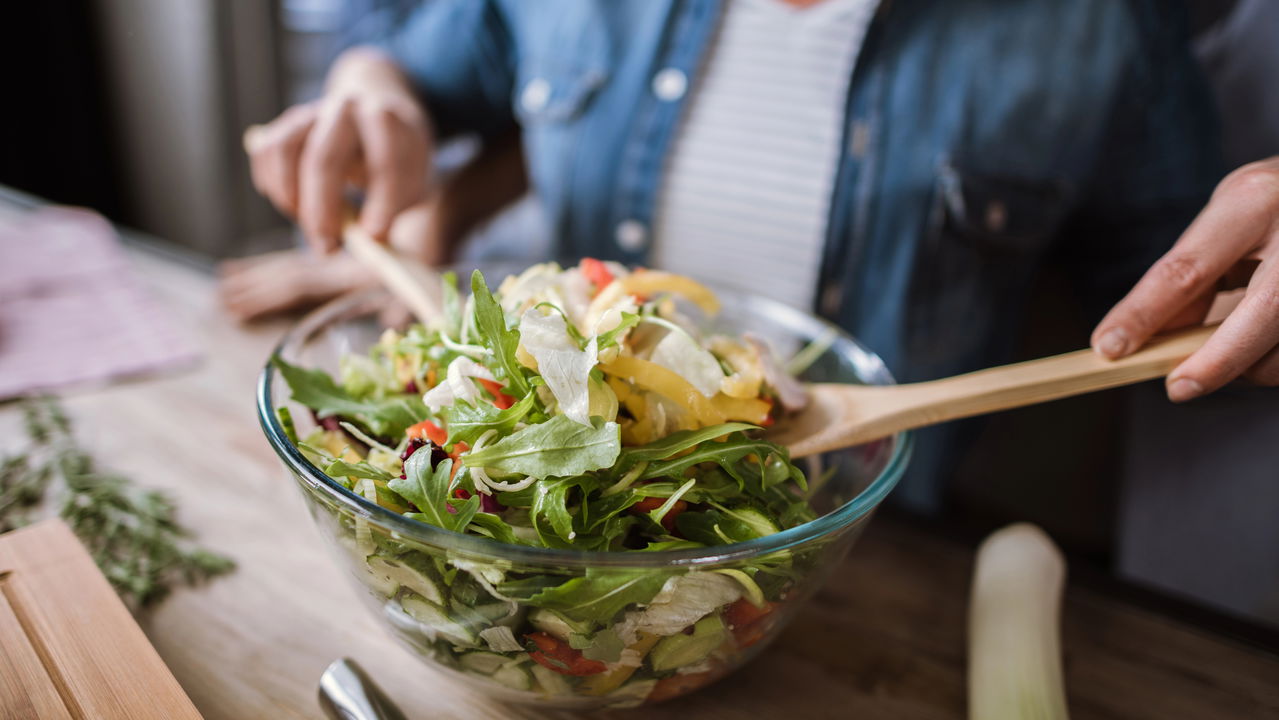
[273,260,819,706]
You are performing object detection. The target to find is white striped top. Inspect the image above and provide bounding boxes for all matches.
[652,0,879,311]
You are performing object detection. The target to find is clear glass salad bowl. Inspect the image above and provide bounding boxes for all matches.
[258,285,911,709]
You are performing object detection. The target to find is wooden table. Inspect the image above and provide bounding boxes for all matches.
[2,240,1277,720]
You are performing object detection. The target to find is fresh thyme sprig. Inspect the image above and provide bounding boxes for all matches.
[0,397,234,609]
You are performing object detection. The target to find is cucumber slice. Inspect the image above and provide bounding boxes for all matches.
[530,664,573,696]
[490,663,533,691]
[529,608,592,642]
[606,679,658,708]
[649,614,726,672]
[460,651,510,675]
[401,593,477,647]
[725,506,779,537]
[365,555,444,604]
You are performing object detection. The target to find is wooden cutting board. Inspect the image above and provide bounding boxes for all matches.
[0,519,202,720]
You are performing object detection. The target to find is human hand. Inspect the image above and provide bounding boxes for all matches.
[245,48,432,253]
[1092,157,1279,401]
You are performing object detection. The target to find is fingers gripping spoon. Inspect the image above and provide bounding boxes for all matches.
[243,124,443,323]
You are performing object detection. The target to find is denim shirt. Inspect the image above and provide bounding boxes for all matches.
[381,0,1220,511]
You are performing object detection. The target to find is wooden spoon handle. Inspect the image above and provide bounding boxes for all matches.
[341,220,442,322]
[883,323,1217,431]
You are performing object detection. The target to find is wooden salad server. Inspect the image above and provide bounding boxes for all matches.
[769,324,1218,458]
[339,220,443,322]
[242,124,443,322]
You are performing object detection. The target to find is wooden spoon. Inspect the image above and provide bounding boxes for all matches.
[340,220,442,322]
[769,324,1217,458]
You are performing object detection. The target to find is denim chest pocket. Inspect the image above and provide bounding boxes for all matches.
[935,162,1069,253]
[908,161,1072,366]
[513,66,609,124]
[512,11,611,125]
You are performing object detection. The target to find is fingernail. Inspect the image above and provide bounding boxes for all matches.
[1095,328,1129,358]
[1168,377,1204,403]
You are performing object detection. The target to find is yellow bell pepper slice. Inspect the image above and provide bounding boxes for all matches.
[601,355,726,427]
[618,270,720,315]
[711,394,771,424]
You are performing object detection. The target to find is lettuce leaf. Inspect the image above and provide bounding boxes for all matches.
[648,325,725,397]
[519,308,597,426]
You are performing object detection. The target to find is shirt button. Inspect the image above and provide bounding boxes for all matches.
[848,120,871,158]
[652,68,687,101]
[521,78,551,114]
[985,200,1008,233]
[615,220,648,251]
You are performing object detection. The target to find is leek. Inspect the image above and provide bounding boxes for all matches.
[968,523,1070,720]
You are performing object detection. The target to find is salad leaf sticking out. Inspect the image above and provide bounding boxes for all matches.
[471,270,530,397]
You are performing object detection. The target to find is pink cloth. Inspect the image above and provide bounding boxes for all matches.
[0,207,200,399]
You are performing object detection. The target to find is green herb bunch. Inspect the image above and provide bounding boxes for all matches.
[0,397,234,609]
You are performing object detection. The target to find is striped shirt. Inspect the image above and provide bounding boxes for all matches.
[652,0,879,311]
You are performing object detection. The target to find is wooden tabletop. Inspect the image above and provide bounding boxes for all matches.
[2,241,1277,720]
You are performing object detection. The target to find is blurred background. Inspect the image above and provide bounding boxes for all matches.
[2,0,1276,631]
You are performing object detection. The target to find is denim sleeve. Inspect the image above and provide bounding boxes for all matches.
[1062,0,1223,320]
[373,0,517,140]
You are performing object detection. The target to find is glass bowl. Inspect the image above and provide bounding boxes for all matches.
[257,285,910,709]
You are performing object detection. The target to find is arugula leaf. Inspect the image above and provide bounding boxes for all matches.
[496,574,568,600]
[463,415,620,479]
[595,312,640,350]
[273,355,426,437]
[647,478,695,528]
[615,423,758,471]
[466,512,524,545]
[641,433,801,489]
[641,540,705,552]
[441,392,537,447]
[470,271,529,396]
[390,453,467,531]
[323,458,394,483]
[524,568,669,624]
[675,509,762,546]
[581,490,642,532]
[531,476,596,544]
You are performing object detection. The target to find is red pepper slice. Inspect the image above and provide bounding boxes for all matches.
[475,378,516,410]
[629,496,689,533]
[579,257,614,293]
[723,598,774,628]
[446,441,469,480]
[723,598,776,647]
[526,632,607,676]
[406,420,447,447]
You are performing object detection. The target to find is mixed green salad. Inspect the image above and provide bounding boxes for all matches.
[273,260,818,705]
